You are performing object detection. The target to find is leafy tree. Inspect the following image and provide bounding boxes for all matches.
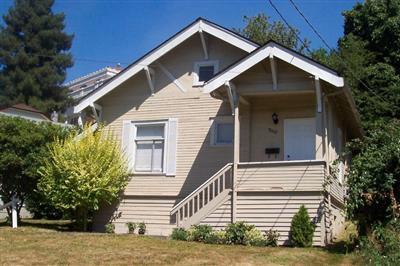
[337,1,400,127]
[290,205,315,247]
[0,116,69,221]
[235,13,310,53]
[38,125,129,231]
[0,0,73,113]
[25,191,65,219]
[343,1,400,72]
[335,2,400,235]
[346,120,400,234]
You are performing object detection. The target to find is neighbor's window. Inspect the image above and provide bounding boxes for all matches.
[193,61,219,86]
[135,124,165,173]
[211,118,233,146]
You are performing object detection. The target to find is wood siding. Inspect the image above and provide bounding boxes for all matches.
[234,60,315,94]
[327,202,345,243]
[200,193,232,230]
[236,191,324,246]
[200,191,325,246]
[93,196,177,236]
[236,161,325,192]
[99,34,247,198]
[93,34,246,234]
[244,94,317,162]
[330,176,344,204]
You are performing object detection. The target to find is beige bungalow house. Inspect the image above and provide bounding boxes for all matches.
[73,18,362,246]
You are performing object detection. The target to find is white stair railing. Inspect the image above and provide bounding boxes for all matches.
[0,196,19,228]
[171,163,233,228]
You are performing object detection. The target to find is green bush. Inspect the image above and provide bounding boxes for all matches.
[174,223,279,247]
[0,116,70,221]
[171,228,188,241]
[243,227,266,246]
[138,222,146,235]
[188,224,213,242]
[126,222,136,234]
[290,205,315,247]
[265,229,280,247]
[360,221,400,265]
[204,230,227,244]
[346,121,400,233]
[214,230,228,244]
[204,232,219,244]
[105,223,115,234]
[38,125,129,231]
[25,190,65,220]
[225,221,256,245]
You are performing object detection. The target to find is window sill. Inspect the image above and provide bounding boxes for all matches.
[133,172,166,176]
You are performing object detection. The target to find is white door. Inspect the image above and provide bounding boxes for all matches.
[284,118,316,161]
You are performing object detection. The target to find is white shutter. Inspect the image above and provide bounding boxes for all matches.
[121,121,135,173]
[166,118,178,176]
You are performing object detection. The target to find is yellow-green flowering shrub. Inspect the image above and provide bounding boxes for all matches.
[38,125,129,231]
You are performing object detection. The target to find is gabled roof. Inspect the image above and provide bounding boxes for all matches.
[0,103,49,120]
[203,40,363,137]
[203,40,344,93]
[73,17,259,113]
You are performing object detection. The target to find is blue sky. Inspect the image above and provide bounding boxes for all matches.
[0,0,361,82]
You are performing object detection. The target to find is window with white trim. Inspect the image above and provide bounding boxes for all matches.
[121,119,178,176]
[193,60,219,86]
[135,124,165,173]
[210,117,233,146]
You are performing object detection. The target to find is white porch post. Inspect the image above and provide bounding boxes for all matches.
[225,81,239,223]
[232,103,239,223]
[315,77,325,160]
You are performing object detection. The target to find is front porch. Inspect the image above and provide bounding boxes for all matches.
[169,43,354,245]
[170,159,328,245]
[234,92,323,163]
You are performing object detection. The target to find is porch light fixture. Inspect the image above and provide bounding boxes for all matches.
[272,113,279,124]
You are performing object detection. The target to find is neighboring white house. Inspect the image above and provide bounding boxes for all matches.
[0,103,69,219]
[0,103,50,122]
[72,18,362,246]
[65,66,122,100]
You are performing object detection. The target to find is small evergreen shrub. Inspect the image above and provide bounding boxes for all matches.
[171,228,188,241]
[138,222,146,235]
[188,224,213,242]
[290,205,315,247]
[105,223,115,234]
[126,222,136,234]
[225,221,255,245]
[265,229,280,247]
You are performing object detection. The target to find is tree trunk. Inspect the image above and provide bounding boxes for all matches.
[82,207,88,232]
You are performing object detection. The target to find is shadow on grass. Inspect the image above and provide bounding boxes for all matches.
[325,241,357,255]
[0,218,87,232]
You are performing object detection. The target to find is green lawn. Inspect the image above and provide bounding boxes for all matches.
[0,220,361,265]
